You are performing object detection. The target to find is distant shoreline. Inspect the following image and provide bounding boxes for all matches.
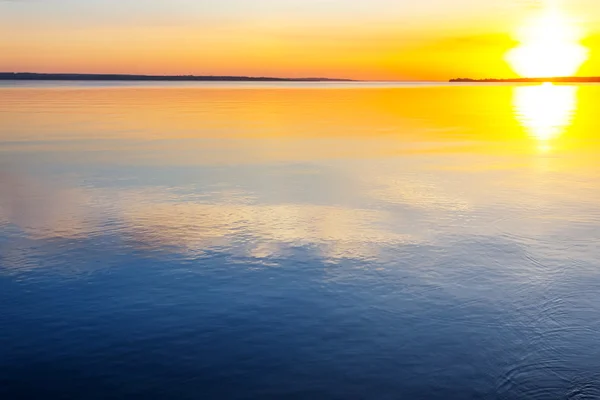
[450,77,600,83]
[0,72,354,82]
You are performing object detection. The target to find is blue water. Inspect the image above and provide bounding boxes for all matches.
[1,82,600,399]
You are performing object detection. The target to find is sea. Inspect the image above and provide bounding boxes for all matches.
[1,81,599,399]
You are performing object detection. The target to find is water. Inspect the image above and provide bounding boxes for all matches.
[1,81,599,399]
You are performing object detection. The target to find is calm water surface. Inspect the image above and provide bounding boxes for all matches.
[1,82,599,399]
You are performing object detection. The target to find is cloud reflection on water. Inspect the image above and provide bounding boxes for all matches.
[0,170,95,239]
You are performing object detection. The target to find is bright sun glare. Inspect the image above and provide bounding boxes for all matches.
[506,7,588,78]
[514,83,578,149]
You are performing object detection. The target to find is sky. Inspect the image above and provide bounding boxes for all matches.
[2,0,600,80]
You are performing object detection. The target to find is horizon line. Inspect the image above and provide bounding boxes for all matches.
[0,72,454,83]
[0,72,359,82]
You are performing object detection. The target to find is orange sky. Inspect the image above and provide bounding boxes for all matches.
[1,0,600,80]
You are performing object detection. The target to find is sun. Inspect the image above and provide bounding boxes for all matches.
[506,8,588,78]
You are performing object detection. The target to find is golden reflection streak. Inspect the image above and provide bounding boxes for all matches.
[513,83,578,152]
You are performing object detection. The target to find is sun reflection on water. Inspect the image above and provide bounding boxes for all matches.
[513,83,578,151]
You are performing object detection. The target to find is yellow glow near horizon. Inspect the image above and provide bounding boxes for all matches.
[513,83,578,151]
[506,8,588,78]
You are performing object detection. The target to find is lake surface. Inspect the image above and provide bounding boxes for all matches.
[1,81,599,399]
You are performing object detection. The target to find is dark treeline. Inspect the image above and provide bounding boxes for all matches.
[0,72,354,82]
[450,77,600,83]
